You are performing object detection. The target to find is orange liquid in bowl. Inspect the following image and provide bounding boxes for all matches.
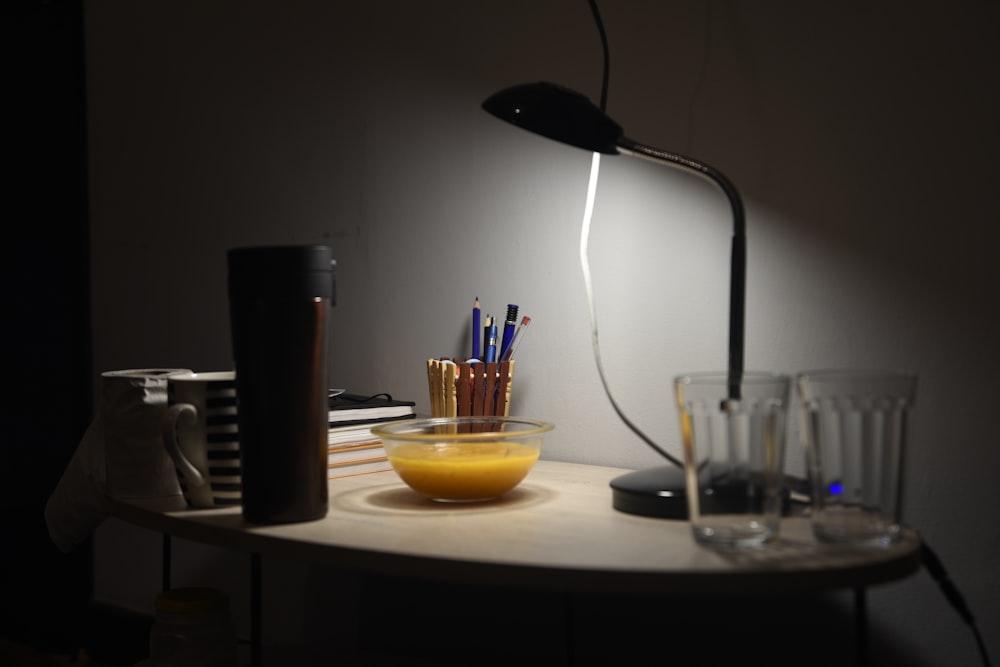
[387,441,540,501]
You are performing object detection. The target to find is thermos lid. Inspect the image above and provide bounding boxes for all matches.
[227,245,336,302]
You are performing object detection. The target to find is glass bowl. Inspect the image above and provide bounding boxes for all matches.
[371,416,555,502]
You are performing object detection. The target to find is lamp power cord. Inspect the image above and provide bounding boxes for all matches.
[579,1,684,466]
[918,532,992,667]
[579,152,684,469]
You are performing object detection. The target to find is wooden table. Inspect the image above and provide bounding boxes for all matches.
[107,460,922,664]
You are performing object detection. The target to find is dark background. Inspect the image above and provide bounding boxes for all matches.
[2,0,94,657]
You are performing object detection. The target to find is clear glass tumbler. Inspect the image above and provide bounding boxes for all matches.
[675,371,791,547]
[797,369,917,546]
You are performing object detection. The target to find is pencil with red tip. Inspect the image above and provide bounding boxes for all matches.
[501,315,531,362]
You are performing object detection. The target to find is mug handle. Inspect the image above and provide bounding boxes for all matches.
[162,403,207,487]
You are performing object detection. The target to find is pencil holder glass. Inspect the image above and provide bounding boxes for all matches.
[426,359,515,419]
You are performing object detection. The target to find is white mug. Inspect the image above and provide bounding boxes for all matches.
[101,368,193,500]
[162,371,241,508]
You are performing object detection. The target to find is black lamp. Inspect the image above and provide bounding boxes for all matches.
[482,3,745,519]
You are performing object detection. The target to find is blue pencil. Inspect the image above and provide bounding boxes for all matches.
[471,297,481,360]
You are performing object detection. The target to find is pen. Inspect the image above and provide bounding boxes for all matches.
[501,315,531,361]
[484,315,498,363]
[471,297,481,361]
[482,314,491,360]
[498,304,518,361]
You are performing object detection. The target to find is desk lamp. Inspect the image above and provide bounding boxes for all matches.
[482,0,745,519]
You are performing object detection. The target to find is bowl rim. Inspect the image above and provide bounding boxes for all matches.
[371,416,554,442]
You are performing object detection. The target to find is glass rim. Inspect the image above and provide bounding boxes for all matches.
[371,416,554,442]
[674,371,790,385]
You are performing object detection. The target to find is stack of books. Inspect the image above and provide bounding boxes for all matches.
[328,392,416,479]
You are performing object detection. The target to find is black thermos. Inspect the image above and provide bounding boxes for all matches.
[227,245,335,524]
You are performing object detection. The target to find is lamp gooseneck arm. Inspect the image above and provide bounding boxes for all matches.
[617,137,746,400]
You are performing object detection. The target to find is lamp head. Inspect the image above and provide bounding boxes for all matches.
[482,82,623,155]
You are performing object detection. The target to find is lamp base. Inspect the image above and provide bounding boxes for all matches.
[609,465,688,519]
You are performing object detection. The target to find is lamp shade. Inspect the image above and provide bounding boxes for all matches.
[482,82,623,155]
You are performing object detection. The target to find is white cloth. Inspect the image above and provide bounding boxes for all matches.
[45,369,192,553]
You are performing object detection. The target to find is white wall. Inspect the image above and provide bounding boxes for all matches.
[84,1,999,664]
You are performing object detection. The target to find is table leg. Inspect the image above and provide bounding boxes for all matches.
[161,533,171,591]
[563,592,576,665]
[855,587,868,666]
[251,553,262,667]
